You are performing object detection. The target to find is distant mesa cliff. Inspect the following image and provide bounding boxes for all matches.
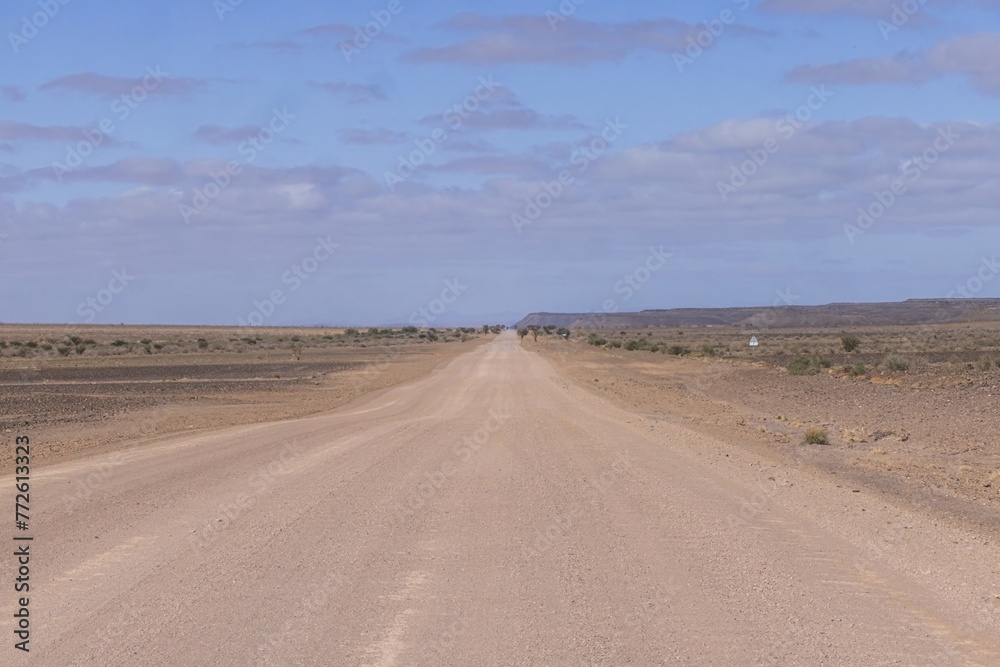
[515,299,1000,329]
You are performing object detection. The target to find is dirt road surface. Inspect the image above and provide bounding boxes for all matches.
[2,333,998,665]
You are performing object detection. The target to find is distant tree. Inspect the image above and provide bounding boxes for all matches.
[556,328,570,339]
[517,328,529,339]
[532,329,539,342]
[482,325,490,334]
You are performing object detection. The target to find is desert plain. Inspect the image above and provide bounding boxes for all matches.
[0,320,998,664]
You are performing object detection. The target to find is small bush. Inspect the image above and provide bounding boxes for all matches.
[111,340,129,347]
[590,336,608,347]
[803,426,829,445]
[197,338,209,349]
[25,341,38,349]
[841,335,861,352]
[701,344,717,357]
[787,357,820,376]
[40,343,52,351]
[847,363,866,377]
[667,345,691,356]
[57,345,71,356]
[884,356,909,372]
[607,341,622,349]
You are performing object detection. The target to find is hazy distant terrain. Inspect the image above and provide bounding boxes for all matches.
[517,298,1000,329]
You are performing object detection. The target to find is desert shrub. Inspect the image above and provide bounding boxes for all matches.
[83,339,97,346]
[344,328,359,337]
[803,426,829,445]
[68,336,82,345]
[40,343,52,351]
[140,338,152,345]
[556,328,570,338]
[591,337,608,347]
[111,340,129,347]
[25,341,38,348]
[57,345,71,356]
[607,341,621,349]
[841,335,861,352]
[701,344,717,357]
[153,343,164,350]
[624,340,641,351]
[787,357,820,375]
[818,358,832,369]
[649,344,661,353]
[197,338,209,349]
[74,344,86,355]
[667,345,691,356]
[847,363,866,377]
[884,356,909,372]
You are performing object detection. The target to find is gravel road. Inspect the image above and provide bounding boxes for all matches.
[2,332,997,665]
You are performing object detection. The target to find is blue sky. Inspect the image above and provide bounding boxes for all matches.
[2,0,999,326]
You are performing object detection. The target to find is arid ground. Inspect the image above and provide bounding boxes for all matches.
[0,326,997,665]
[0,324,489,471]
[532,322,1000,531]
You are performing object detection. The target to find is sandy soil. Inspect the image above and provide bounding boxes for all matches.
[0,326,486,471]
[534,336,1000,534]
